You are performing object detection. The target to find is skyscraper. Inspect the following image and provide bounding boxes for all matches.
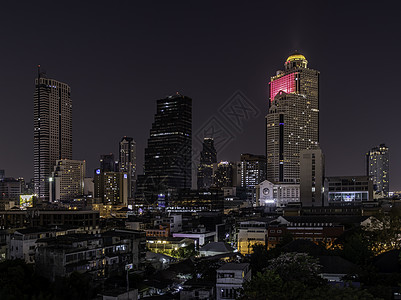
[94,170,128,205]
[119,136,137,198]
[240,153,266,201]
[266,52,319,183]
[366,144,389,197]
[136,93,192,203]
[197,138,217,189]
[34,68,72,201]
[49,159,85,202]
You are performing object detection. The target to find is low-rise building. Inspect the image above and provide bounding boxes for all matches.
[324,176,374,206]
[8,227,77,263]
[256,180,300,207]
[216,263,251,300]
[237,218,273,255]
[172,226,216,248]
[199,242,234,257]
[0,209,99,230]
[102,229,146,275]
[35,233,105,281]
[146,237,194,256]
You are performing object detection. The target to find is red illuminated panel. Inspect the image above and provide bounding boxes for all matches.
[269,73,296,103]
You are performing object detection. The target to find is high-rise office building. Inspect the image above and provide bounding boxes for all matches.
[136,93,192,203]
[197,138,217,189]
[366,144,389,197]
[119,137,137,198]
[49,159,85,202]
[34,68,72,201]
[266,52,319,183]
[240,153,266,201]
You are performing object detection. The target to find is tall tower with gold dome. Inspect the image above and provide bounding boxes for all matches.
[266,52,320,184]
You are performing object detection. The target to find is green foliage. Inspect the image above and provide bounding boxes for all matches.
[171,243,196,259]
[267,252,324,287]
[238,268,380,300]
[340,231,374,265]
[249,244,269,274]
[0,260,99,300]
[239,252,381,300]
[0,259,51,300]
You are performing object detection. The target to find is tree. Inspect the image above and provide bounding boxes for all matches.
[266,252,325,287]
[249,243,269,274]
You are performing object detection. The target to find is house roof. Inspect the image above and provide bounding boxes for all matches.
[318,255,358,274]
[218,263,249,271]
[200,242,233,253]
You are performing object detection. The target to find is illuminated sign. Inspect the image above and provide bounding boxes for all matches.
[269,73,297,103]
[124,174,128,179]
[20,195,34,208]
[96,169,101,175]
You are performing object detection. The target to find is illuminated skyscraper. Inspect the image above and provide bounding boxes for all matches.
[266,52,319,183]
[119,136,137,198]
[197,138,217,189]
[366,144,389,197]
[34,68,72,201]
[136,93,192,203]
[240,153,266,201]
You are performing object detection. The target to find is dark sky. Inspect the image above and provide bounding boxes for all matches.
[1,1,401,189]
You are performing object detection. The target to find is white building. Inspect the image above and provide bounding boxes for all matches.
[256,180,300,207]
[216,263,251,300]
[172,226,216,248]
[8,227,75,263]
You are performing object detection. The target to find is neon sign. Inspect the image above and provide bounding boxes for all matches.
[269,73,297,103]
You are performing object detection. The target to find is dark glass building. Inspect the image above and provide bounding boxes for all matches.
[136,94,192,204]
[197,138,217,189]
[100,154,116,172]
[119,136,137,198]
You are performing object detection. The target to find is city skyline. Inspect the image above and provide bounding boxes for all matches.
[1,2,401,189]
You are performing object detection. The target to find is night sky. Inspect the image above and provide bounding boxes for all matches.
[1,2,401,189]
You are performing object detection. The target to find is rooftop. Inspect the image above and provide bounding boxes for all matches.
[218,263,249,271]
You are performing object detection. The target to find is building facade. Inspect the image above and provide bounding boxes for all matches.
[197,138,217,190]
[266,53,319,184]
[216,263,251,300]
[256,180,300,207]
[49,159,85,202]
[366,144,389,197]
[136,94,192,203]
[324,176,373,206]
[300,148,324,206]
[34,69,72,201]
[240,153,266,202]
[94,171,128,206]
[119,136,137,198]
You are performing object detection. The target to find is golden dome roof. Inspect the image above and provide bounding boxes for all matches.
[286,53,306,62]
